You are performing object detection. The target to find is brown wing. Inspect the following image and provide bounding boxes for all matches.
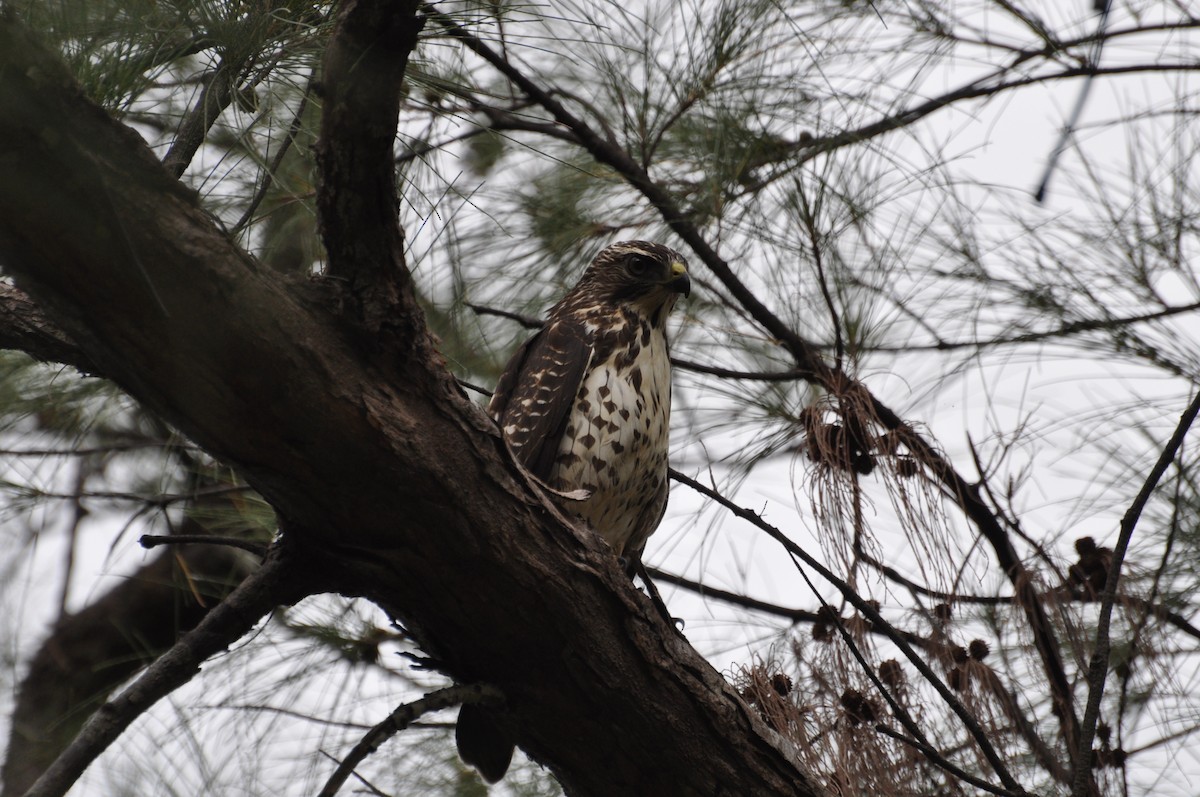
[489,317,592,481]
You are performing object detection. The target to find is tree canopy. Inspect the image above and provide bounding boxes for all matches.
[1,1,1199,796]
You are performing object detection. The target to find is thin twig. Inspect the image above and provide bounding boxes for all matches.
[671,358,810,382]
[22,544,311,797]
[1072,388,1200,795]
[873,724,1021,797]
[862,300,1200,354]
[140,533,269,557]
[669,468,1026,795]
[16,484,253,504]
[232,72,315,235]
[1034,0,1111,203]
[794,179,844,370]
[468,301,811,382]
[56,458,92,618]
[645,565,935,649]
[317,684,503,797]
[465,301,541,328]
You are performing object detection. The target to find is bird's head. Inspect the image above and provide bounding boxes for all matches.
[572,241,691,315]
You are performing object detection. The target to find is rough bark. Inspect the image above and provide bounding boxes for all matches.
[0,284,95,372]
[0,11,821,797]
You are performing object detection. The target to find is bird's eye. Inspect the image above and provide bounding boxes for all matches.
[627,255,654,277]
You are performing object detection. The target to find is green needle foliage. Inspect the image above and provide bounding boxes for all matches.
[3,1,1200,795]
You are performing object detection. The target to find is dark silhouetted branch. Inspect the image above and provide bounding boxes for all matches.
[434,8,1085,772]
[1073,388,1200,795]
[317,684,502,797]
[21,545,309,797]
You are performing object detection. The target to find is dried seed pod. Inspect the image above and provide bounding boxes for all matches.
[1069,536,1113,596]
[1093,747,1128,769]
[816,605,840,623]
[879,659,904,689]
[806,420,875,474]
[968,639,990,661]
[840,688,878,725]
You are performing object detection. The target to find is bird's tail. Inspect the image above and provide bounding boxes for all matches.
[456,703,515,783]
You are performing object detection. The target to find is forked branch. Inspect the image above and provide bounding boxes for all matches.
[431,6,1085,777]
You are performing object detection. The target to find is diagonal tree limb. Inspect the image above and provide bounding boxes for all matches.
[1071,389,1200,796]
[0,13,823,797]
[161,55,240,179]
[429,7,1087,782]
[1,541,255,796]
[21,543,312,797]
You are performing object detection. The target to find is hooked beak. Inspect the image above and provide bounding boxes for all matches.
[666,259,691,297]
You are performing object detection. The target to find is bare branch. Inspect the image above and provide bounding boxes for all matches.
[1073,388,1200,795]
[140,533,269,557]
[21,544,310,797]
[861,301,1200,354]
[317,684,502,797]
[432,7,1087,770]
[161,56,239,178]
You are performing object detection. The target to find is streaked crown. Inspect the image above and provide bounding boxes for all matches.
[568,241,691,308]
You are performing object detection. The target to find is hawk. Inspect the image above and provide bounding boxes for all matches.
[457,240,690,782]
[491,240,690,562]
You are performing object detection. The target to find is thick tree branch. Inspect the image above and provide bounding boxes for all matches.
[0,15,821,797]
[429,9,1087,779]
[315,0,424,333]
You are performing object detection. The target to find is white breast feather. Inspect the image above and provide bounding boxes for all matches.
[552,324,672,555]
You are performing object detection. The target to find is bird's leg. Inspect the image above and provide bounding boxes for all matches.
[633,560,683,632]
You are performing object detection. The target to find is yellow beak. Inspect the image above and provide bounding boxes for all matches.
[667,260,691,297]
